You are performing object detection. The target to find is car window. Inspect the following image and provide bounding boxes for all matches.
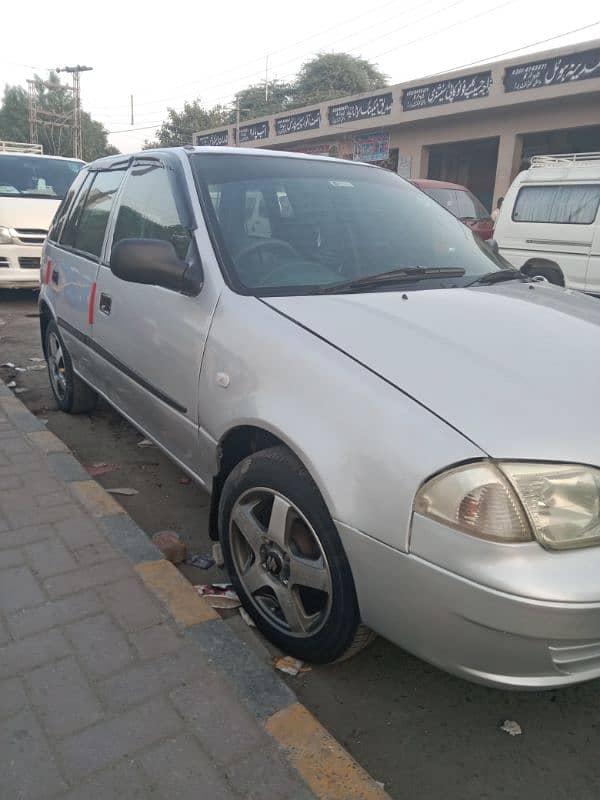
[0,155,82,199]
[112,164,191,260]
[70,170,125,258]
[244,190,272,238]
[48,168,89,242]
[513,184,600,224]
[455,190,489,220]
[58,172,95,248]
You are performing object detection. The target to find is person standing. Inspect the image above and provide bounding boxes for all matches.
[492,196,504,226]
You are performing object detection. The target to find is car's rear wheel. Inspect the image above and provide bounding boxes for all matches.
[219,446,374,663]
[45,320,97,414]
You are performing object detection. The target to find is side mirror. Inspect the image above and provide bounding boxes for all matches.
[110,238,202,296]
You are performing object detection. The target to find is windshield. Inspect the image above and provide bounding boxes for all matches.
[0,155,83,200]
[420,186,490,220]
[191,153,509,296]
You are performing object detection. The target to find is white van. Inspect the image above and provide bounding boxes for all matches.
[495,153,600,292]
[0,141,83,289]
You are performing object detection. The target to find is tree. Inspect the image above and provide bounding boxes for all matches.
[146,99,230,148]
[231,80,294,121]
[0,73,117,160]
[291,53,388,107]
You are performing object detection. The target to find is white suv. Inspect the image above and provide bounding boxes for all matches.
[0,142,83,288]
[495,153,600,292]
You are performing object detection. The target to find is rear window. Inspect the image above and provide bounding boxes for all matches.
[512,184,600,225]
[421,187,489,220]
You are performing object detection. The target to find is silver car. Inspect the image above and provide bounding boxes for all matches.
[40,147,600,689]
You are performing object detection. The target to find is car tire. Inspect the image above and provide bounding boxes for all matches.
[524,262,564,286]
[45,320,97,413]
[219,445,374,663]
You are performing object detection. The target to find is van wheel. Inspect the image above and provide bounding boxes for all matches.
[45,320,97,414]
[524,262,564,286]
[219,446,374,663]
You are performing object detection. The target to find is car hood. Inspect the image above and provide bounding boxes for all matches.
[0,196,60,230]
[265,282,600,463]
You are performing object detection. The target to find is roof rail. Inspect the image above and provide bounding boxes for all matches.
[0,140,44,154]
[530,152,600,168]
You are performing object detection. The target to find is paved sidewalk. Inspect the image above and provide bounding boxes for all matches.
[0,381,388,800]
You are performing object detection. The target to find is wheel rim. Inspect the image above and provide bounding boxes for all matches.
[229,488,333,638]
[47,331,68,401]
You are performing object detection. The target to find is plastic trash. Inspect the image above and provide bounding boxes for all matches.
[212,542,225,568]
[179,476,192,485]
[137,438,154,447]
[106,487,138,496]
[239,608,256,627]
[186,552,215,569]
[14,388,27,394]
[1,362,15,368]
[274,656,310,676]
[7,380,16,388]
[151,531,187,564]
[499,719,522,736]
[86,463,118,477]
[196,584,240,609]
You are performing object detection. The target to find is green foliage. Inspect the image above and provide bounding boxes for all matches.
[0,73,117,161]
[146,100,230,148]
[292,53,388,107]
[231,80,295,122]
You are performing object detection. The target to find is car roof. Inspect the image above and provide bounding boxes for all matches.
[0,152,84,164]
[410,178,469,191]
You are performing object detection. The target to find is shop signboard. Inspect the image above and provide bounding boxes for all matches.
[402,71,492,111]
[276,110,321,136]
[195,130,229,146]
[352,132,390,163]
[238,121,269,143]
[504,46,600,92]
[328,92,393,125]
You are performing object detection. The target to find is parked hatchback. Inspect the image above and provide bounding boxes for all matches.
[40,147,600,689]
[411,178,494,240]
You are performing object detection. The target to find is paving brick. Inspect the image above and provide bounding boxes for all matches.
[26,538,77,578]
[0,565,45,612]
[0,436,32,455]
[170,674,268,767]
[185,620,295,720]
[129,623,184,661]
[6,501,83,530]
[44,558,131,598]
[54,514,105,549]
[97,577,167,632]
[0,628,71,679]
[0,709,67,797]
[99,514,162,563]
[0,677,28,717]
[66,613,133,677]
[7,590,102,639]
[0,547,24,569]
[27,657,103,737]
[35,489,73,508]
[98,645,204,712]
[0,474,23,490]
[61,760,150,800]
[225,743,308,800]
[58,696,182,779]
[26,470,64,495]
[6,410,46,433]
[73,540,119,567]
[0,523,53,549]
[0,511,8,532]
[0,615,9,645]
[47,451,90,482]
[138,735,236,800]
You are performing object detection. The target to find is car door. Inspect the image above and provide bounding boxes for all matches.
[90,155,217,476]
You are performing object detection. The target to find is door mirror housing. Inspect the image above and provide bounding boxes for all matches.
[110,238,203,295]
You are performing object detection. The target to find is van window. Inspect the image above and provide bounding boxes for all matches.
[60,170,125,258]
[112,164,191,260]
[513,185,600,225]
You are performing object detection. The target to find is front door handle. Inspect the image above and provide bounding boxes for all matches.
[99,293,112,315]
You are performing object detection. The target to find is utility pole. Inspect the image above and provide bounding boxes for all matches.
[56,65,93,159]
[27,80,38,145]
[130,95,134,126]
[265,55,269,102]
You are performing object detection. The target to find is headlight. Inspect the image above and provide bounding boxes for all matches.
[414,461,600,550]
[0,226,16,245]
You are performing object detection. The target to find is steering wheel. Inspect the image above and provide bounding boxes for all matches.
[236,238,299,266]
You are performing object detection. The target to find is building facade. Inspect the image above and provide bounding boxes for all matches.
[194,39,600,212]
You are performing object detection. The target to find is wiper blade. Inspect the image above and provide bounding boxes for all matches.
[467,269,525,287]
[319,266,466,294]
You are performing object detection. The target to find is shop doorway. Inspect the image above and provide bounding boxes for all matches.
[427,137,499,212]
[522,124,600,166]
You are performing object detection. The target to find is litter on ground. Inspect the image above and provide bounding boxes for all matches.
[212,542,225,568]
[106,487,138,496]
[151,531,186,564]
[239,607,256,627]
[179,476,192,485]
[14,388,27,394]
[186,552,215,569]
[274,656,311,676]
[137,438,154,447]
[85,463,119,477]
[29,357,44,362]
[196,584,240,609]
[2,362,16,368]
[7,381,16,388]
[499,719,522,736]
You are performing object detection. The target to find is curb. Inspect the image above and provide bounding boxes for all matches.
[0,380,389,800]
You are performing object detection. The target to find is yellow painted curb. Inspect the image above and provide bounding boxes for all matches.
[69,480,126,518]
[27,430,69,454]
[265,703,389,800]
[135,560,219,626]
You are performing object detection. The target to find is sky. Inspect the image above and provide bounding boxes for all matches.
[2,0,599,153]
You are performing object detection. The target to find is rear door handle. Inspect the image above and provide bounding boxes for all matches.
[99,293,112,315]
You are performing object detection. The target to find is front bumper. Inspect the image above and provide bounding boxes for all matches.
[338,517,600,689]
[0,245,42,288]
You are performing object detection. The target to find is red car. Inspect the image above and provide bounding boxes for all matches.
[410,178,494,241]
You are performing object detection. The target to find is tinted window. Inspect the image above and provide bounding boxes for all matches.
[424,187,489,220]
[59,172,95,247]
[48,169,89,242]
[112,165,191,260]
[513,185,600,224]
[72,171,125,257]
[192,153,508,295]
[0,155,82,199]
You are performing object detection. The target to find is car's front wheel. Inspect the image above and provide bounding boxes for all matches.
[219,446,374,663]
[45,320,97,413]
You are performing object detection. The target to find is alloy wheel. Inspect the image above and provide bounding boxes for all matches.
[47,330,68,401]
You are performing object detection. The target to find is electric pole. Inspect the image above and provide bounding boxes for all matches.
[265,55,269,102]
[56,65,93,159]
